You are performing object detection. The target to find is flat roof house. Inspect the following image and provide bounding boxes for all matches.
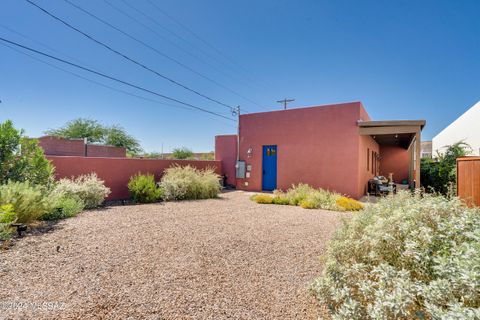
[215,102,425,199]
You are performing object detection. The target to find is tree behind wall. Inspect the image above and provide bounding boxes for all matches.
[420,141,471,195]
[172,147,194,160]
[45,118,142,154]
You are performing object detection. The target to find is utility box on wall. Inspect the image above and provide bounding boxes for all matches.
[235,160,246,179]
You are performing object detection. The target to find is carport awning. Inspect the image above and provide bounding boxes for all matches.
[357,120,425,149]
[357,119,426,187]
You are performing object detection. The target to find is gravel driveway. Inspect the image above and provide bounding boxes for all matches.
[0,191,345,319]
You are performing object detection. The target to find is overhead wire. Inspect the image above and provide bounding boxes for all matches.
[61,0,257,113]
[0,36,236,122]
[103,0,268,111]
[25,0,236,111]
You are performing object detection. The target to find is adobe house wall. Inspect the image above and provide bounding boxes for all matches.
[236,102,366,198]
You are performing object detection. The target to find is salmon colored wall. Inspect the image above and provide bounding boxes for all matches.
[358,135,380,198]
[356,105,379,198]
[215,135,237,186]
[86,144,126,158]
[39,136,126,157]
[47,156,221,200]
[236,102,366,198]
[379,145,410,183]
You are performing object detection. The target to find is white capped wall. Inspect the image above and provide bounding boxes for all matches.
[432,101,480,156]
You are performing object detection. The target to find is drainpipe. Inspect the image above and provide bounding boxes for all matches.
[84,137,88,157]
[236,106,240,162]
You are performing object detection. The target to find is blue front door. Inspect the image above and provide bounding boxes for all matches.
[262,145,277,191]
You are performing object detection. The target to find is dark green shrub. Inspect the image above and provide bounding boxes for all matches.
[421,141,471,195]
[0,223,12,241]
[0,120,53,186]
[128,173,163,203]
[41,195,85,220]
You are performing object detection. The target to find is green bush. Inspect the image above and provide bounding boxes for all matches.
[0,120,53,186]
[0,204,16,223]
[128,173,163,203]
[311,191,480,319]
[41,195,85,221]
[53,173,110,209]
[421,141,471,195]
[272,193,290,205]
[0,181,51,223]
[160,165,221,200]
[0,223,12,241]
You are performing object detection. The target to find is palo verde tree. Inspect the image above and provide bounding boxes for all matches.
[45,118,142,155]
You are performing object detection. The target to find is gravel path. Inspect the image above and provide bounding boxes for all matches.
[0,191,345,319]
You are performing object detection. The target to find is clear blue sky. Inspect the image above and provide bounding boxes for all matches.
[1,0,479,152]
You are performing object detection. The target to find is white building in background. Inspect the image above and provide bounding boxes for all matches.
[432,101,480,156]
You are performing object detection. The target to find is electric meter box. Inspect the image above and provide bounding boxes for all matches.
[235,160,246,178]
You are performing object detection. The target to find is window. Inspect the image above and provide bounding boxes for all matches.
[371,150,374,174]
[367,148,370,171]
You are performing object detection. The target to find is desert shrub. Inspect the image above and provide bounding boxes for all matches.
[284,183,315,205]
[336,196,363,211]
[0,223,12,240]
[0,181,51,223]
[311,191,480,319]
[128,173,163,203]
[251,194,274,204]
[160,165,221,200]
[41,195,85,221]
[0,120,54,186]
[272,194,290,205]
[54,173,110,209]
[0,204,16,223]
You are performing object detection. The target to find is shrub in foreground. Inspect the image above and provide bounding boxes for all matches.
[160,165,221,200]
[41,195,85,221]
[128,173,163,203]
[54,173,110,209]
[311,191,480,319]
[0,181,51,223]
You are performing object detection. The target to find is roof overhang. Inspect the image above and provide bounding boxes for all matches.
[358,120,426,149]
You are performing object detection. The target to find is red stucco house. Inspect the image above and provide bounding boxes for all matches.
[215,102,425,199]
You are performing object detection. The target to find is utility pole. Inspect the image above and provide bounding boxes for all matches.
[276,98,295,110]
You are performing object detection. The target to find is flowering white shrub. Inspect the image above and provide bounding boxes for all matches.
[311,191,480,319]
[160,165,220,200]
[53,173,110,209]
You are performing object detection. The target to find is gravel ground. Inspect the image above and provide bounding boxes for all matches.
[0,191,346,320]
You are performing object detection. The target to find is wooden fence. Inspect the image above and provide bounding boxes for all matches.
[457,157,480,207]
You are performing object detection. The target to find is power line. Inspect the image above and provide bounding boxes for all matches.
[25,0,235,111]
[102,0,266,111]
[0,41,235,128]
[61,0,257,113]
[144,0,271,91]
[0,37,236,122]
